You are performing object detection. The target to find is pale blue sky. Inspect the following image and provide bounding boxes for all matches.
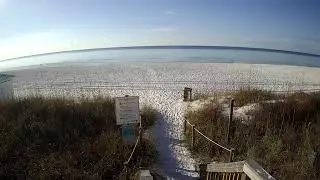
[0,0,320,59]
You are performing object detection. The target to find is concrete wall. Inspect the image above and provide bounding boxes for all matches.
[0,80,14,101]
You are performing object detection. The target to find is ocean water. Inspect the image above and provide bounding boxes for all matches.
[1,47,320,71]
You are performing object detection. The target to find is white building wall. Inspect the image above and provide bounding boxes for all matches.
[0,80,13,101]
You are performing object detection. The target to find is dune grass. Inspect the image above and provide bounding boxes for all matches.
[185,89,320,179]
[229,87,279,106]
[0,96,158,179]
[185,100,230,162]
[140,105,157,129]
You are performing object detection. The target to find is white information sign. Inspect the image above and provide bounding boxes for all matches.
[115,96,140,125]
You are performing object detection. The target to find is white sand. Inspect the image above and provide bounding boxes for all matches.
[9,62,320,179]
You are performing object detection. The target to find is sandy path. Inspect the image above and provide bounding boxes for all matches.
[132,65,198,179]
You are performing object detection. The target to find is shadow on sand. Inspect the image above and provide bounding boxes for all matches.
[151,111,198,180]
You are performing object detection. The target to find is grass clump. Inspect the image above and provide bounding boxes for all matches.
[230,88,277,106]
[185,101,230,162]
[141,105,157,129]
[0,97,158,179]
[240,93,320,179]
[185,90,320,179]
[193,92,212,101]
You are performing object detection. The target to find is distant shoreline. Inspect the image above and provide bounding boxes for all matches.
[3,61,320,74]
[2,45,320,62]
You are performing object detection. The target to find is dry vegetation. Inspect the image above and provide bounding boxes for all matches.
[230,88,280,107]
[185,89,320,179]
[185,101,230,162]
[0,97,158,179]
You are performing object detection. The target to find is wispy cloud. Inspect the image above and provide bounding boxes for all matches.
[164,10,175,15]
[151,28,177,32]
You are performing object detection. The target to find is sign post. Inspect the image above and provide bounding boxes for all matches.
[122,124,135,145]
[115,96,140,125]
[115,96,140,145]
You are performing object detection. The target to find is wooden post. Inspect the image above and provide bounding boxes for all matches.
[199,164,207,180]
[183,87,192,101]
[192,125,195,149]
[123,161,128,180]
[240,173,247,180]
[183,87,188,101]
[226,99,235,144]
[228,148,235,162]
[266,112,271,136]
[138,122,143,167]
[184,119,187,134]
[139,125,142,143]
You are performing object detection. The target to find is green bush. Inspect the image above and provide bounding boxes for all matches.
[0,97,158,179]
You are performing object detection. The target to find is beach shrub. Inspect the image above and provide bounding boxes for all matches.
[185,101,230,162]
[0,97,158,179]
[231,88,276,106]
[141,105,157,129]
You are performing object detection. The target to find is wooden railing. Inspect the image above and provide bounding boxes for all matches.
[199,159,275,180]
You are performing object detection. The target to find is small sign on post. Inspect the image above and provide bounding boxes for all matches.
[122,124,135,145]
[115,96,140,125]
[115,96,140,145]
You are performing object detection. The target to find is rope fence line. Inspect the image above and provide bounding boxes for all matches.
[184,119,234,162]
[121,124,143,179]
[194,128,231,152]
[186,119,193,126]
[124,135,140,167]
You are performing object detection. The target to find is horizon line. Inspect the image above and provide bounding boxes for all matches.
[1,45,320,62]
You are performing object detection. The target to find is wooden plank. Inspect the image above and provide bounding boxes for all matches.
[207,172,211,180]
[213,173,217,179]
[243,159,275,180]
[199,164,208,180]
[207,161,245,173]
[240,173,247,180]
[236,173,240,180]
[205,160,274,180]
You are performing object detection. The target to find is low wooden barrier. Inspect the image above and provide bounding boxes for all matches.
[199,159,275,180]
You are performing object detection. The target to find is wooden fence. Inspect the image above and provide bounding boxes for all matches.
[199,159,275,180]
[184,118,235,162]
[184,98,236,162]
